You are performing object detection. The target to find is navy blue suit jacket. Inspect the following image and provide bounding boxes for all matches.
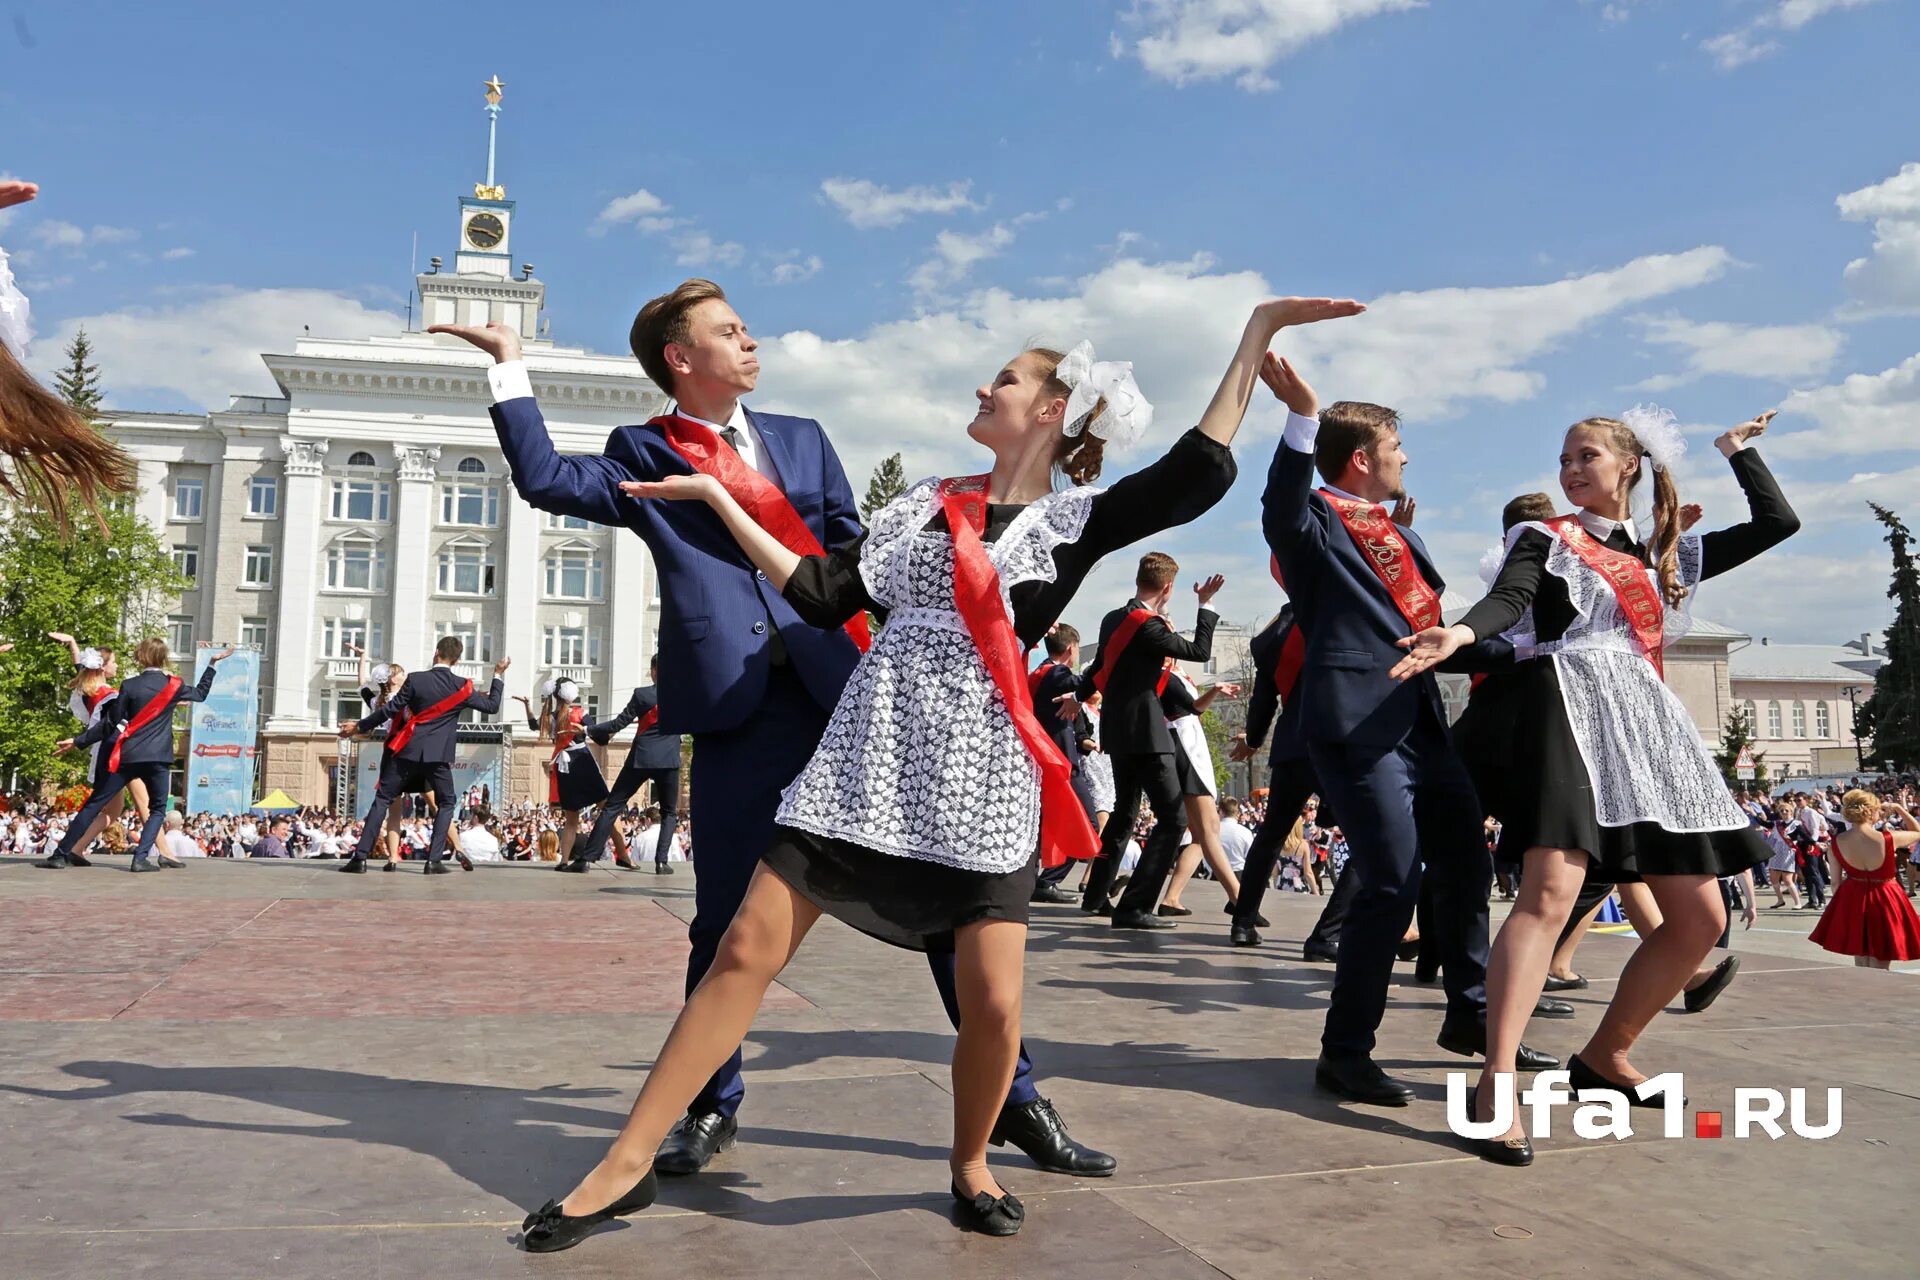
[1031,662,1084,768]
[489,396,863,735]
[355,667,504,764]
[1262,442,1452,748]
[70,664,219,765]
[589,684,683,771]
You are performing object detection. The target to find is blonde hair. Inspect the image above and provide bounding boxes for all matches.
[1841,788,1880,827]
[68,647,114,694]
[1568,417,1685,608]
[537,830,561,861]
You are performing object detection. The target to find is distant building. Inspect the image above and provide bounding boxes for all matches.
[1728,634,1882,779]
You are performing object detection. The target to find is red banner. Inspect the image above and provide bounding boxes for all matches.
[1542,516,1667,676]
[941,476,1095,869]
[1319,490,1444,632]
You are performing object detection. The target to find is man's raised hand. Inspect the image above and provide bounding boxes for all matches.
[427,320,522,365]
[1391,497,1417,528]
[1258,352,1319,419]
[1194,574,1226,606]
[493,656,513,676]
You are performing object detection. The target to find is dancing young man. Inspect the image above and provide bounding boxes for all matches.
[1074,556,1222,928]
[436,279,1112,1179]
[337,637,507,874]
[1260,360,1557,1106]
[570,656,684,874]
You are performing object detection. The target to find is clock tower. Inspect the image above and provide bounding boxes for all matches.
[419,76,547,340]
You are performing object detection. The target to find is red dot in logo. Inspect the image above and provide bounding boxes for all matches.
[1695,1111,1723,1139]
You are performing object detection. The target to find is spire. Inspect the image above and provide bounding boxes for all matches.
[476,76,506,200]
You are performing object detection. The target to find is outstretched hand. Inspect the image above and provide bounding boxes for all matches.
[1389,625,1470,681]
[1250,296,1366,337]
[427,320,523,365]
[1194,574,1226,606]
[209,646,235,663]
[493,657,513,676]
[1258,352,1319,419]
[1053,693,1083,721]
[0,180,38,210]
[1229,734,1255,763]
[619,475,723,505]
[1715,409,1775,457]
[1391,496,1417,527]
[54,737,75,754]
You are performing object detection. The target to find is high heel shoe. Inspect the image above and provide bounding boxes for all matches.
[1568,1055,1682,1109]
[1469,1080,1533,1167]
[951,1181,1025,1236]
[520,1169,657,1253]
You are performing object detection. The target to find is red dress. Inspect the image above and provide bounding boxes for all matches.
[1808,830,1920,962]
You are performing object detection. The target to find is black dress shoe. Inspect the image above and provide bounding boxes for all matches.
[1396,938,1422,961]
[1469,1082,1534,1167]
[1224,901,1270,927]
[35,853,73,869]
[1533,995,1576,1019]
[423,860,450,875]
[456,852,474,871]
[1413,962,1440,984]
[655,863,674,875]
[339,857,367,874]
[129,858,160,873]
[1543,973,1588,992]
[1683,955,1740,1014]
[1568,1054,1679,1108]
[990,1096,1116,1176]
[1112,909,1175,930]
[1230,924,1263,947]
[1315,1054,1414,1106]
[1155,903,1192,917]
[67,851,93,867]
[520,1169,657,1253]
[1435,1020,1562,1072]
[655,1111,737,1175]
[1301,943,1338,963]
[1090,901,1114,918]
[1029,882,1075,904]
[556,859,589,873]
[951,1182,1025,1236]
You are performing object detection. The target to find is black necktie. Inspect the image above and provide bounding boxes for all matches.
[719,425,743,452]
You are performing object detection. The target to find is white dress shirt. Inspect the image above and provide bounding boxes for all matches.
[1218,817,1255,872]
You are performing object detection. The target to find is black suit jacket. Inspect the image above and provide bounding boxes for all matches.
[1077,598,1217,756]
[1031,661,1083,767]
[70,664,219,766]
[589,684,682,770]
[355,666,504,764]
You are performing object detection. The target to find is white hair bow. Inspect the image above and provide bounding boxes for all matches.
[76,647,104,671]
[370,663,393,686]
[1055,341,1153,451]
[550,678,579,704]
[1621,403,1686,475]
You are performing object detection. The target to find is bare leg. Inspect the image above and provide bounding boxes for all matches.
[559,809,581,861]
[949,918,1027,1201]
[74,789,127,855]
[1476,846,1589,1139]
[1162,843,1202,909]
[559,866,821,1216]
[1615,881,1718,989]
[1550,898,1605,981]
[383,804,404,860]
[1186,798,1242,904]
[1302,856,1321,896]
[1857,955,1890,970]
[1579,874,1724,1083]
[427,794,463,854]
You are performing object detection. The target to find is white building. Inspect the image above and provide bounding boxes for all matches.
[1728,634,1883,780]
[100,89,669,805]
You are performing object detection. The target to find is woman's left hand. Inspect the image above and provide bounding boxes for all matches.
[1715,409,1775,457]
[1389,624,1469,681]
[619,475,723,504]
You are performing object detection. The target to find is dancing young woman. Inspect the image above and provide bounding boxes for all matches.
[512,295,1362,1251]
[1393,408,1799,1165]
[43,634,155,866]
[515,678,611,869]
[1809,790,1920,968]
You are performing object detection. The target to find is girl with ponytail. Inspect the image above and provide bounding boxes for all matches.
[1391,407,1800,1166]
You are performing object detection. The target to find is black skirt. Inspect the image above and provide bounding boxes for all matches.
[1455,659,1764,882]
[761,825,1039,952]
[1172,743,1210,798]
[550,750,610,810]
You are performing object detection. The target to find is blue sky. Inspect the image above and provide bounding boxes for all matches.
[6,0,1917,647]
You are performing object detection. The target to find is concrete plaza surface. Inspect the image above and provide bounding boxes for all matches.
[1,857,1912,1280]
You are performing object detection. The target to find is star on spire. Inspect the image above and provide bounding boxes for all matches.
[483,75,505,105]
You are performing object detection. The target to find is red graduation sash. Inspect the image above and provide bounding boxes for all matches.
[1088,608,1156,693]
[1318,489,1444,632]
[1542,515,1666,677]
[1027,659,1057,699]
[83,686,116,715]
[107,675,182,773]
[384,678,474,753]
[940,476,1095,869]
[636,706,660,736]
[549,705,584,765]
[1274,625,1306,702]
[657,415,872,653]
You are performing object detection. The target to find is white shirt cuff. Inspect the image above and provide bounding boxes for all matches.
[487,360,533,404]
[1198,604,1218,617]
[1281,410,1320,454]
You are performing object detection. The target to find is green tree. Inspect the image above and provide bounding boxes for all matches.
[1713,704,1768,792]
[53,327,104,420]
[1857,503,1919,771]
[861,452,908,520]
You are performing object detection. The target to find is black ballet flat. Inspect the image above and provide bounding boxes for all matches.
[1155,903,1193,917]
[1395,938,1422,961]
[1543,973,1588,992]
[520,1169,657,1253]
[1568,1055,1682,1109]
[1469,1081,1534,1167]
[951,1181,1025,1237]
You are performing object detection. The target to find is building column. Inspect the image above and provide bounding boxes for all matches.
[266,438,327,730]
[608,527,647,696]
[501,489,542,738]
[391,446,440,663]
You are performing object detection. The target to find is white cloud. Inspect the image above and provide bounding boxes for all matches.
[766,254,823,286]
[592,188,674,234]
[1766,352,1920,458]
[1120,0,1426,92]
[673,231,745,269]
[31,287,403,410]
[161,247,196,261]
[907,224,1018,296]
[1837,161,1920,314]
[1702,0,1881,70]
[1632,314,1845,391]
[27,220,137,251]
[819,178,978,230]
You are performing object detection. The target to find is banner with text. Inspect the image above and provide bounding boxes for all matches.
[185,643,262,814]
[351,737,506,814]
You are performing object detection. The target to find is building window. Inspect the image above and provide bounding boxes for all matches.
[457,456,487,474]
[173,477,204,521]
[542,625,601,667]
[329,478,391,523]
[346,450,377,468]
[1766,701,1782,738]
[545,512,598,531]
[440,482,500,527]
[319,687,364,729]
[436,540,497,596]
[167,615,194,656]
[172,543,199,583]
[1741,699,1757,728]
[321,618,384,659]
[248,475,278,517]
[1816,702,1831,738]
[544,547,604,600]
[447,622,493,663]
[584,694,602,721]
[241,617,270,656]
[324,539,387,592]
[1791,701,1807,738]
[243,544,274,587]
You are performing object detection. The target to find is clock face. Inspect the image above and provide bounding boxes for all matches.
[466,213,505,250]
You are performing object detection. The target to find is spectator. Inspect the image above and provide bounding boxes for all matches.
[160,811,203,865]
[250,816,294,859]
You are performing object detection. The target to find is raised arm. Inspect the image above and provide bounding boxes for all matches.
[1197,298,1362,447]
[1141,583,1222,663]
[1258,353,1329,559]
[1696,414,1800,580]
[176,648,232,705]
[464,662,509,717]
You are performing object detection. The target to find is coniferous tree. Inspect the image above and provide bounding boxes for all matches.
[1857,503,1919,770]
[861,453,908,520]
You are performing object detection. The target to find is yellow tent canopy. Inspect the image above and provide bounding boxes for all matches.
[250,789,301,814]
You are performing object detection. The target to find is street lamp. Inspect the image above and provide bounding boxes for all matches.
[1842,685,1864,771]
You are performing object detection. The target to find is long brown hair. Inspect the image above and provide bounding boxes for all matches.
[0,341,137,532]
[1025,347,1107,485]
[1571,416,1686,608]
